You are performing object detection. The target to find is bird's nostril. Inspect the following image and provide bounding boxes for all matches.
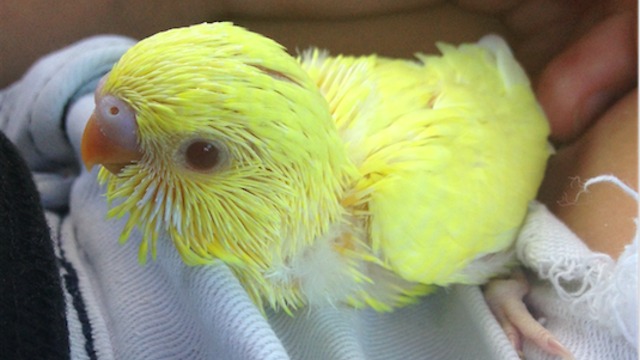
[95,95,138,151]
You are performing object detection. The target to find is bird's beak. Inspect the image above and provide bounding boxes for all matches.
[81,112,143,174]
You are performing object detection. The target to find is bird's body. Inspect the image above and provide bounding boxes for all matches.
[81,22,550,313]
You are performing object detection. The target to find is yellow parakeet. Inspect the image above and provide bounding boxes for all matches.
[81,22,550,313]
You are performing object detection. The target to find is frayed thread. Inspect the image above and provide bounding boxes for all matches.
[582,175,639,201]
[542,238,637,348]
[519,175,638,348]
[544,175,638,348]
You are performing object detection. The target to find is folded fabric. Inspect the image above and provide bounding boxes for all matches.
[1,34,635,360]
[0,34,520,360]
[517,196,638,360]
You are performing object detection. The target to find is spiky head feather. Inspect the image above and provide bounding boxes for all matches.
[92,23,550,312]
[98,23,357,307]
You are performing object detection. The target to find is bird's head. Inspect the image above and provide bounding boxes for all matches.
[81,22,356,267]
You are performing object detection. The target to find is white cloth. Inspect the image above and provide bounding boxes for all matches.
[517,197,638,360]
[1,35,636,360]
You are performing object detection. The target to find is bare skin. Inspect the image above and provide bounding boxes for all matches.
[2,1,636,358]
[484,269,575,359]
[537,10,638,258]
[540,89,637,258]
[487,86,637,359]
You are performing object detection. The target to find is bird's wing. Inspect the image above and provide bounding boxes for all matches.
[300,38,550,286]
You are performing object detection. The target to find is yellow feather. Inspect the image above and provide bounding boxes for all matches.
[94,23,549,312]
[300,40,549,287]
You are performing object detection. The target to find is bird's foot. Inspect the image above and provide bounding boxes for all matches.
[483,269,574,360]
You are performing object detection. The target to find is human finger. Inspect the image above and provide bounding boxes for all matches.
[535,11,637,143]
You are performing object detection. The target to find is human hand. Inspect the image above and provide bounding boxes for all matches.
[534,3,637,259]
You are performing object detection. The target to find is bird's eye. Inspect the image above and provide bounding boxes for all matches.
[183,140,227,172]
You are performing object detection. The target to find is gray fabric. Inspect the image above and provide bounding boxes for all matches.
[1,35,524,360]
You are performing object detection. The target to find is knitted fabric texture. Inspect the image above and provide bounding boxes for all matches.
[0,131,70,359]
